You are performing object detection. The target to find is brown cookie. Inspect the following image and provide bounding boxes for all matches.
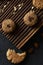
[23,10,37,26]
[6,49,26,64]
[2,19,16,33]
[33,0,43,9]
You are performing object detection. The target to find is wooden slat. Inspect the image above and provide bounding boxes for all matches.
[16,21,43,49]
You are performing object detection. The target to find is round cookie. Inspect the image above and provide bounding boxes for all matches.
[2,19,16,33]
[33,0,43,9]
[23,10,37,26]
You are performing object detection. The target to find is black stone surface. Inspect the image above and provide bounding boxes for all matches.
[0,27,43,65]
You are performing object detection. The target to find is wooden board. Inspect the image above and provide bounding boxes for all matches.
[0,0,43,49]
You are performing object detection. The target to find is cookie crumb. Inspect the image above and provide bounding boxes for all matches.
[34,42,39,48]
[28,48,33,54]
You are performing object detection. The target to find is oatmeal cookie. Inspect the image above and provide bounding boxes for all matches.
[6,49,26,64]
[2,19,16,33]
[23,10,37,26]
[33,0,43,9]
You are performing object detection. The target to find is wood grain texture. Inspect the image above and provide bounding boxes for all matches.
[0,0,43,49]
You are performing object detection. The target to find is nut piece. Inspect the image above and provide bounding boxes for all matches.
[2,19,16,33]
[23,10,37,26]
[33,0,43,9]
[6,49,26,64]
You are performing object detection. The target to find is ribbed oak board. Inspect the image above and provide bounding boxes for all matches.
[0,0,43,49]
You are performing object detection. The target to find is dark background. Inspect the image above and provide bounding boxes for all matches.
[0,26,43,65]
[0,0,43,65]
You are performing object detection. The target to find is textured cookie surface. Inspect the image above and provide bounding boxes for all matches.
[23,10,37,26]
[6,49,26,64]
[2,19,15,33]
[33,0,43,9]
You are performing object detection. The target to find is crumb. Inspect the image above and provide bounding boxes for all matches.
[34,42,39,48]
[28,48,33,54]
